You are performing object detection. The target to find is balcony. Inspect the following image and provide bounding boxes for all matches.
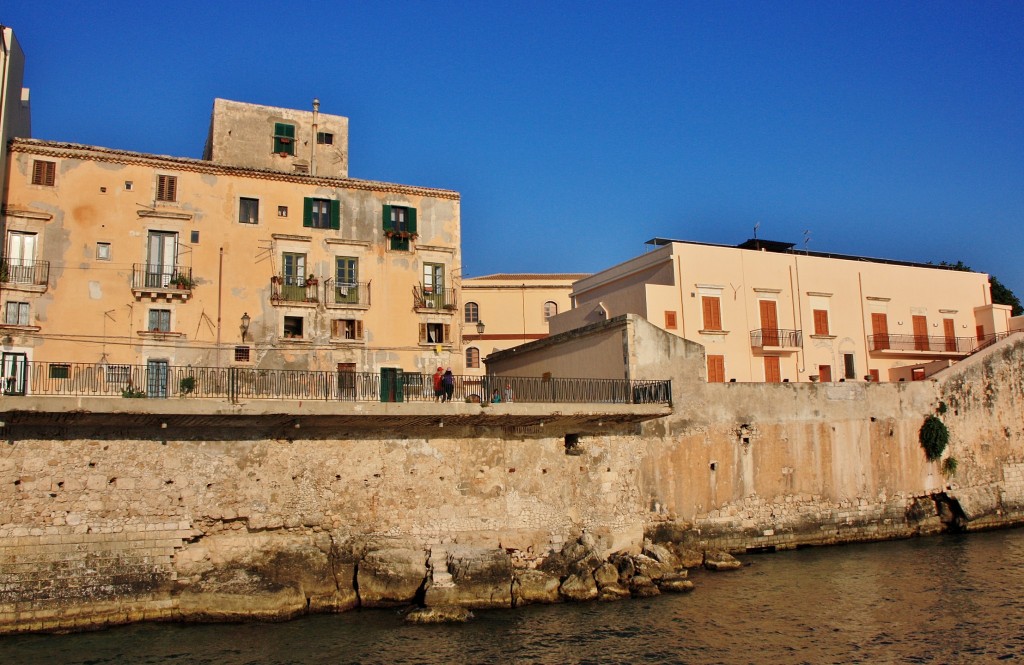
[271,275,320,304]
[414,284,456,312]
[868,333,1007,357]
[750,328,803,351]
[326,279,370,308]
[131,264,193,302]
[1,257,50,291]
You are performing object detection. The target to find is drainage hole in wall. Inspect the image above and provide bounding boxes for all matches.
[710,462,717,471]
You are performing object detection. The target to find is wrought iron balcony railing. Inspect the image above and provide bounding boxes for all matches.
[132,264,193,291]
[869,332,1014,355]
[326,279,370,306]
[750,328,803,348]
[0,257,50,287]
[271,275,320,303]
[868,333,974,354]
[414,284,455,310]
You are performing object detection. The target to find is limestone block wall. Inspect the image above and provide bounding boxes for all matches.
[0,337,1022,633]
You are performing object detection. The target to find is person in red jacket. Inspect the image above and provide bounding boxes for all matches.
[432,367,444,402]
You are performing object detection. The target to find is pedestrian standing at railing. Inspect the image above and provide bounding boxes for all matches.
[432,367,444,402]
[442,368,454,403]
[504,383,513,403]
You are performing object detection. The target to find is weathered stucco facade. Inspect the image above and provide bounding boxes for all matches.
[1,333,1021,634]
[1,100,465,381]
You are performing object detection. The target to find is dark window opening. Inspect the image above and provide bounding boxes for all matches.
[283,316,304,339]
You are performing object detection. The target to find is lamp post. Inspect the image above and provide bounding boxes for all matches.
[240,312,251,343]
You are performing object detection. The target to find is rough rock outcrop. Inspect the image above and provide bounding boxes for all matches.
[657,573,694,593]
[512,569,562,606]
[703,550,743,571]
[424,547,512,609]
[560,572,599,601]
[357,548,428,607]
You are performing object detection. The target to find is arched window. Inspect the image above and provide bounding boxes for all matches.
[464,301,479,323]
[544,301,558,319]
[466,347,480,369]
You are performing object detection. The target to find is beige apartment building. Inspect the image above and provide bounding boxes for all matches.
[1,99,462,395]
[460,273,586,377]
[551,238,1016,383]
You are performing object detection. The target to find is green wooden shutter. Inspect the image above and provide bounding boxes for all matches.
[382,205,394,232]
[408,208,417,235]
[303,198,313,228]
[330,200,341,230]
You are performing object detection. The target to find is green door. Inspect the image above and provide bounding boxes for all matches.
[380,368,404,403]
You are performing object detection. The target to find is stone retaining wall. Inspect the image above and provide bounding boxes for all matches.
[1,337,1021,633]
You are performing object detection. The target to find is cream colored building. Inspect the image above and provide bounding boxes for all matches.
[551,238,1013,383]
[460,273,586,377]
[0,26,32,200]
[1,99,462,395]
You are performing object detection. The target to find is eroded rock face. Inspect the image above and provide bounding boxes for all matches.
[628,575,660,598]
[560,572,599,601]
[703,550,743,571]
[357,547,428,607]
[173,533,357,620]
[593,562,620,588]
[512,569,562,606]
[657,574,694,593]
[424,547,512,609]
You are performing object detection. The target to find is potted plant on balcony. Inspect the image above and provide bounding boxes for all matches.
[171,273,194,290]
[306,274,319,287]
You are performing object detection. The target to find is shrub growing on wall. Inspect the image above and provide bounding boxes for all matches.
[920,415,949,461]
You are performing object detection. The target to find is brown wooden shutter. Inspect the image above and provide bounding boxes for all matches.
[764,356,781,383]
[813,309,829,336]
[707,355,725,383]
[443,324,450,343]
[354,320,363,340]
[32,160,55,186]
[157,175,177,202]
[701,296,721,330]
[664,311,677,329]
[913,315,928,351]
[872,313,890,350]
[943,318,956,351]
[419,323,427,343]
[818,365,832,382]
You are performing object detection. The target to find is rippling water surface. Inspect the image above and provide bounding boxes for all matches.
[3,529,1024,664]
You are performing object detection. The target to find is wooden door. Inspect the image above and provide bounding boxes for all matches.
[871,313,890,350]
[760,300,779,346]
[869,369,881,382]
[913,315,928,351]
[764,356,781,383]
[943,319,956,352]
[818,365,832,382]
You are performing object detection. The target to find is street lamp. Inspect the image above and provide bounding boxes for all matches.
[476,320,485,335]
[240,312,251,343]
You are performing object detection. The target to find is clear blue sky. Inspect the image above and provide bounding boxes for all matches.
[5,1,1023,295]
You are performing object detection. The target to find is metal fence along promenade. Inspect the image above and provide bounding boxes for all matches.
[4,362,672,406]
